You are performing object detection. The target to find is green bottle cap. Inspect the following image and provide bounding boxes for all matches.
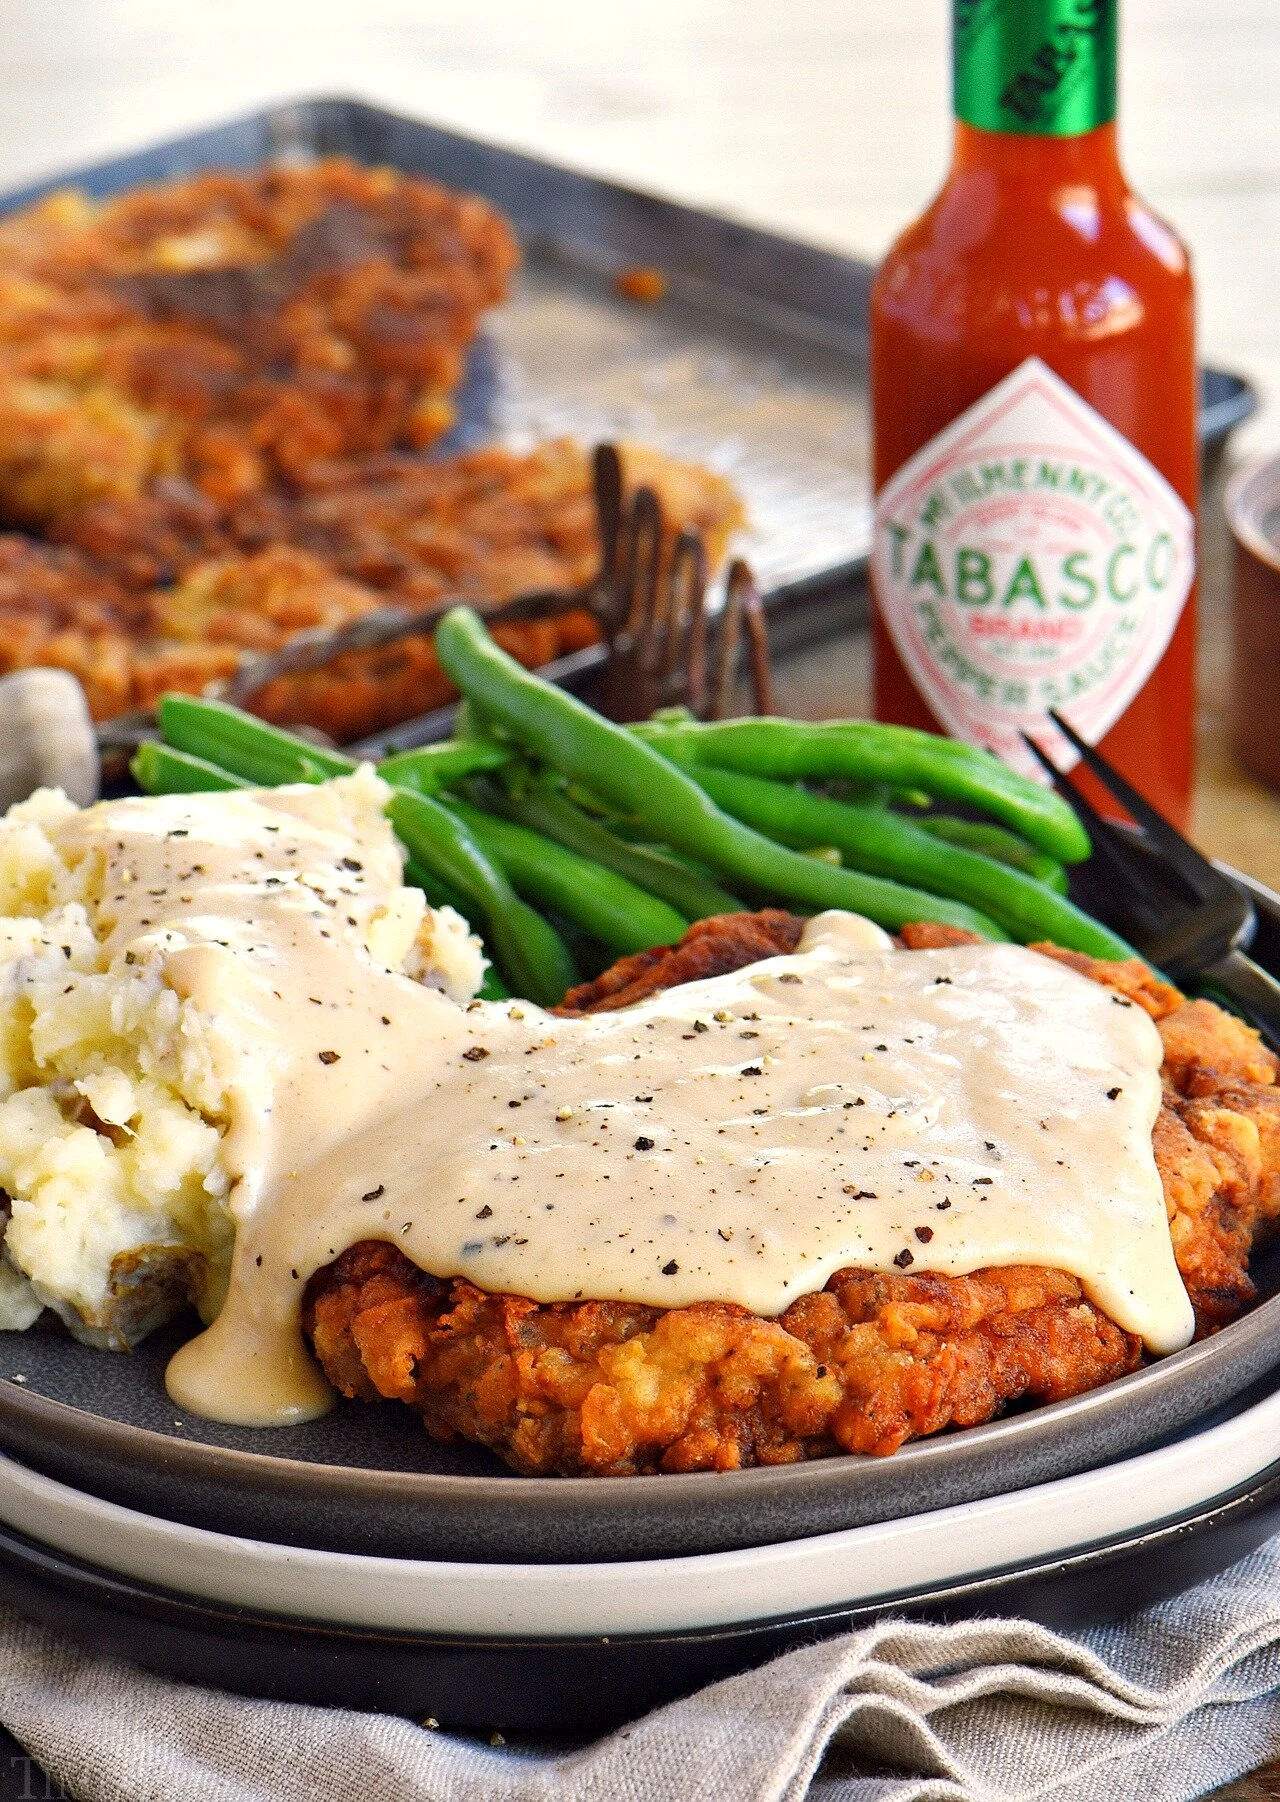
[954,0,1117,136]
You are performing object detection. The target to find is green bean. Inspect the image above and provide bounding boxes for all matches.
[389,792,577,1007]
[445,798,688,956]
[401,855,473,921]
[630,716,1091,865]
[478,775,742,920]
[132,741,249,795]
[434,607,1008,940]
[916,816,1069,894]
[378,739,513,796]
[680,765,1132,959]
[159,694,356,785]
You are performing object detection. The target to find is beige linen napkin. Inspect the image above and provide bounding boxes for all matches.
[5,1534,1280,1801]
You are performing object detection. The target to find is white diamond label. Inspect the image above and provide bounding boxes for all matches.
[872,357,1194,779]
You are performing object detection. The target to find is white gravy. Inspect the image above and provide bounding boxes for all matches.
[59,783,1192,1427]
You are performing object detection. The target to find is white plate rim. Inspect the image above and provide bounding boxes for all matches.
[1,1376,1278,1639]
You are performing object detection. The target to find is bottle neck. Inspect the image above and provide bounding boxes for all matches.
[950,118,1124,187]
[954,0,1117,139]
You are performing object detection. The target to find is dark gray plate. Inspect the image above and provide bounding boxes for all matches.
[1,1445,1278,1734]
[0,869,1276,1567]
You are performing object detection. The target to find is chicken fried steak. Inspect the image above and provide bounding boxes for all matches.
[302,913,1280,1476]
[0,160,747,739]
[0,158,519,520]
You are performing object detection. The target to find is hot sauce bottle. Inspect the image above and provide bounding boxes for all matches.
[870,0,1197,825]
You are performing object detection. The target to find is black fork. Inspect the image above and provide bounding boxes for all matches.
[1021,711,1280,1051]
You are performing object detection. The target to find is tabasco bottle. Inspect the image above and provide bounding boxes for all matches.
[870,0,1197,826]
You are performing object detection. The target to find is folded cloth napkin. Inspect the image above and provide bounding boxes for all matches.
[7,1534,1280,1802]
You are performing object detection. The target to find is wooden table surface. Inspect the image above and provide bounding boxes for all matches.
[0,4,1276,1795]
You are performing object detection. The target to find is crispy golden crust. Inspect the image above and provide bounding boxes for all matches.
[0,159,746,736]
[26,436,742,734]
[304,1246,1140,1474]
[554,909,805,1016]
[303,914,1280,1475]
[0,159,519,519]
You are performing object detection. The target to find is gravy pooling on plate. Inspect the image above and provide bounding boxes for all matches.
[0,777,1193,1428]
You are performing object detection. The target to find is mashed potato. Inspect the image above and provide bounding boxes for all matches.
[0,768,484,1348]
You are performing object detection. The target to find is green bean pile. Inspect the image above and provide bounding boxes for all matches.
[134,606,1131,1004]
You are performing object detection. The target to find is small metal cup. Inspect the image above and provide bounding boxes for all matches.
[1226,455,1280,790]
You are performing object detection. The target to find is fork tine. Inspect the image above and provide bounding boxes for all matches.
[709,577,743,721]
[687,583,709,717]
[586,444,628,641]
[729,560,775,717]
[622,486,663,641]
[1046,709,1225,900]
[1019,733,1180,935]
[591,443,624,590]
[1020,730,1106,831]
[660,530,706,687]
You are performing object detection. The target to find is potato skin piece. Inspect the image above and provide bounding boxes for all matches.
[304,911,1280,1476]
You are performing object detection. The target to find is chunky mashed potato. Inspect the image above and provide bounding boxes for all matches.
[0,768,483,1347]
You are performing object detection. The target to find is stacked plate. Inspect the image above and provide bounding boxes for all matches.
[0,1277,1277,1732]
[0,872,1277,1735]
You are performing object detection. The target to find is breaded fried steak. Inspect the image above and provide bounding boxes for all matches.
[0,440,743,736]
[303,913,1280,1475]
[0,158,519,520]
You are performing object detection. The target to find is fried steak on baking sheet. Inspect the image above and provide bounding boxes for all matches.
[303,913,1280,1477]
[0,158,519,519]
[0,159,745,739]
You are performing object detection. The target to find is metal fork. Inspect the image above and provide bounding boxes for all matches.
[594,462,774,724]
[215,440,770,728]
[1021,711,1280,1050]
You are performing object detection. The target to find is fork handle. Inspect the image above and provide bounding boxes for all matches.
[1194,948,1280,1053]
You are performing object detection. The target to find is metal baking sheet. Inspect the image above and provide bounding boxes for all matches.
[0,97,875,608]
[0,95,1256,744]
